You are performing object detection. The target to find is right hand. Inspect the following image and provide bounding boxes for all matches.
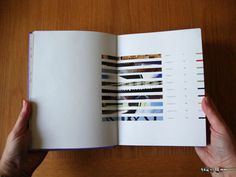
[195,96,236,177]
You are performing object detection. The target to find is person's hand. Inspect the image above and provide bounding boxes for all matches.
[0,100,47,177]
[195,96,236,177]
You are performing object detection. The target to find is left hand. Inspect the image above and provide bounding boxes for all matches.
[0,100,47,177]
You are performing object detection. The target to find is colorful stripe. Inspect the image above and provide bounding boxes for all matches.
[102,81,162,87]
[102,61,162,67]
[102,88,163,93]
[102,54,162,60]
[102,116,163,121]
[102,102,163,107]
[102,95,163,100]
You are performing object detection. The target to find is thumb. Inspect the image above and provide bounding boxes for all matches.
[202,96,227,134]
[12,100,31,136]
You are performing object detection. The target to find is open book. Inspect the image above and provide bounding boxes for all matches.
[29,28,206,150]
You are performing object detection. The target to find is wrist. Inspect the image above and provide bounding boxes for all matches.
[0,160,10,177]
[211,163,236,177]
[0,160,4,175]
[212,172,236,177]
[224,160,236,177]
[0,159,32,177]
[0,160,6,176]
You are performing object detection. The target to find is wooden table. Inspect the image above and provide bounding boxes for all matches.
[0,0,235,176]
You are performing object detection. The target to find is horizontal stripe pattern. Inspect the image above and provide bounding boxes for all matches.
[101,54,164,121]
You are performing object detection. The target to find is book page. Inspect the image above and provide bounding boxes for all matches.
[116,28,206,146]
[29,31,118,149]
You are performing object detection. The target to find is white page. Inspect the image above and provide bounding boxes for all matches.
[117,28,206,146]
[29,31,118,149]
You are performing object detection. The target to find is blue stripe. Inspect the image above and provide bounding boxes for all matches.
[152,73,162,78]
[150,102,163,106]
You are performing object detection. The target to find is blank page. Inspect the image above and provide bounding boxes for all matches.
[29,31,118,149]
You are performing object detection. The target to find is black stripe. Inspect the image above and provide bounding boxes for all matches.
[102,61,118,67]
[102,110,118,114]
[120,75,143,79]
[102,68,117,74]
[102,95,163,100]
[198,95,205,97]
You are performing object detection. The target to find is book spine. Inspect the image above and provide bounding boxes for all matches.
[28,33,34,100]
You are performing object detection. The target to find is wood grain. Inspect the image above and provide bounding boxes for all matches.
[0,0,235,176]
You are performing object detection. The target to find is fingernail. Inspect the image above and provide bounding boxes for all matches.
[22,100,27,110]
[205,96,210,105]
[204,96,207,103]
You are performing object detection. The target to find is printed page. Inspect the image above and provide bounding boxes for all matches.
[29,31,118,149]
[114,28,206,146]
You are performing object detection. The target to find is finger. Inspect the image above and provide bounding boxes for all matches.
[202,96,226,133]
[12,100,31,135]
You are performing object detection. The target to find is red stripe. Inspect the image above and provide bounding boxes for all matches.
[196,59,203,62]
